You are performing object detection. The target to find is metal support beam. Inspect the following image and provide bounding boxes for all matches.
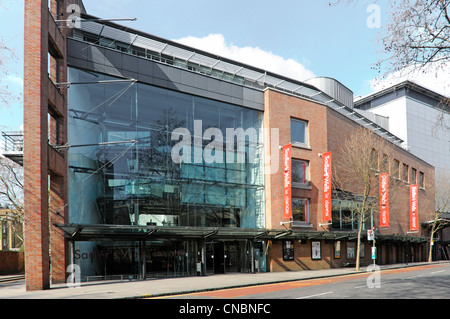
[274,230,292,239]
[201,240,206,276]
[142,240,146,280]
[250,239,255,274]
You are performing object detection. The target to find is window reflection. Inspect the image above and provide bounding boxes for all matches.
[68,67,265,229]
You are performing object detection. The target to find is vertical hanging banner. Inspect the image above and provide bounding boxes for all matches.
[282,144,292,220]
[322,151,332,222]
[410,184,419,231]
[379,173,390,228]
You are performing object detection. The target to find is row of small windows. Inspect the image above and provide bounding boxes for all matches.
[375,151,425,188]
[288,117,427,229]
[289,117,426,190]
[81,33,246,85]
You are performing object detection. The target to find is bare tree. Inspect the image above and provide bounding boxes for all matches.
[425,170,450,262]
[0,1,21,108]
[332,0,450,132]
[0,38,20,107]
[0,156,24,245]
[333,127,402,270]
[331,0,450,73]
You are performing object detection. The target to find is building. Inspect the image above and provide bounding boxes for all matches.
[354,81,449,185]
[0,208,23,251]
[354,81,450,257]
[15,0,437,290]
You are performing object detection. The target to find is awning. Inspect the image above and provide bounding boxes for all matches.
[55,223,427,243]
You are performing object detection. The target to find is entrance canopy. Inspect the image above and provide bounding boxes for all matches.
[56,224,428,243]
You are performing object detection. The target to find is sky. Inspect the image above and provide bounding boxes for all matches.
[0,0,449,133]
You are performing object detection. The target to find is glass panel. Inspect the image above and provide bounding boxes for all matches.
[68,67,265,230]
[331,199,341,229]
[291,119,307,144]
[292,198,308,223]
[292,159,308,185]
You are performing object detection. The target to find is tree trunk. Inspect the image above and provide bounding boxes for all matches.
[428,220,437,263]
[356,215,364,271]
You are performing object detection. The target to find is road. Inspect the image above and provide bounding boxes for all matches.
[159,263,450,299]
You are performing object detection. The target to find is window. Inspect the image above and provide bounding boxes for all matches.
[83,34,99,44]
[331,199,372,231]
[393,159,400,179]
[411,168,417,184]
[402,163,409,182]
[370,148,379,170]
[291,119,308,146]
[419,172,425,188]
[381,154,389,173]
[292,159,309,187]
[292,198,309,224]
[132,46,146,57]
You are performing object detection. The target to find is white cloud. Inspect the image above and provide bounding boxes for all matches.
[174,33,316,82]
[369,63,450,98]
[5,74,23,88]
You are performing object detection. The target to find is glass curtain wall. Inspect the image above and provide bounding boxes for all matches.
[67,67,265,229]
[331,199,372,231]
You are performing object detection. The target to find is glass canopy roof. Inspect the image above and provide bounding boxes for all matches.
[56,224,427,243]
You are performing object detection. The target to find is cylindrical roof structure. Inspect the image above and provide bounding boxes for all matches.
[305,77,354,108]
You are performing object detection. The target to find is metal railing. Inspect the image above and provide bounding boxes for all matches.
[1,131,23,152]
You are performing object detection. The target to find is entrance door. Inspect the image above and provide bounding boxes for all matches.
[213,241,225,274]
[205,241,247,274]
[224,241,240,273]
[205,241,226,274]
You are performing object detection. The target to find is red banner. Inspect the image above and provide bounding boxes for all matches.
[282,144,292,220]
[410,184,419,231]
[322,152,332,222]
[379,173,390,228]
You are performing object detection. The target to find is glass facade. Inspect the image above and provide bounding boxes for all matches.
[67,67,265,277]
[68,67,265,229]
[331,199,372,231]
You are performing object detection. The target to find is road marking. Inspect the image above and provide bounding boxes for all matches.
[296,291,334,299]
[404,274,424,279]
[431,270,446,274]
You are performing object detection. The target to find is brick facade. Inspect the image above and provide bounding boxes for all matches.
[264,88,435,271]
[23,0,85,290]
[23,0,51,291]
[22,1,436,287]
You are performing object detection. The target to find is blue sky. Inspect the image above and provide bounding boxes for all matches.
[1,0,444,133]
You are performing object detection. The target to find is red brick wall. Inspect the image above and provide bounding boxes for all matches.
[0,251,24,274]
[23,0,78,290]
[23,0,51,291]
[264,88,435,270]
[264,89,329,230]
[268,240,373,271]
[326,108,435,236]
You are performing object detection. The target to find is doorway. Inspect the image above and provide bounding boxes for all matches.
[205,241,243,274]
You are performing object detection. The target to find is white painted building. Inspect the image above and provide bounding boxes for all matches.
[354,81,449,211]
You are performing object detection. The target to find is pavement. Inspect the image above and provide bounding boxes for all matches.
[0,261,448,299]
